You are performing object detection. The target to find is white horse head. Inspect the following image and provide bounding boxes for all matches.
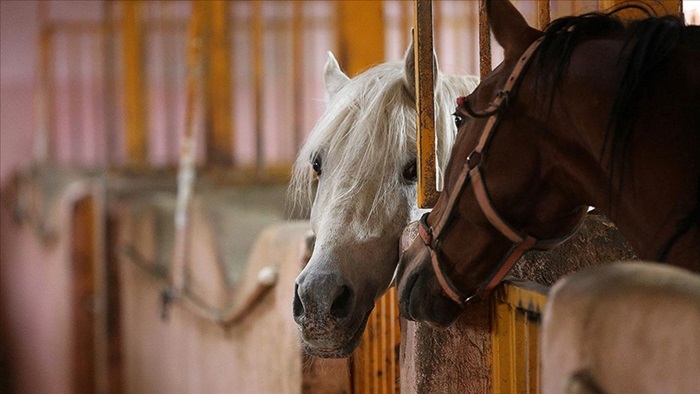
[290,42,479,358]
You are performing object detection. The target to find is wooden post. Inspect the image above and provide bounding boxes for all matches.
[122,1,147,168]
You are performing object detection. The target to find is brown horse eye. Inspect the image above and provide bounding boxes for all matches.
[403,160,417,182]
[453,113,464,129]
[312,155,322,175]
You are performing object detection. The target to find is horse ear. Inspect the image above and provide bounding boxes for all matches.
[487,0,540,59]
[324,51,350,99]
[403,30,439,101]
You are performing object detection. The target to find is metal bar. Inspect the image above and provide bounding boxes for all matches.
[527,315,540,392]
[491,299,515,392]
[414,0,439,208]
[102,2,117,168]
[478,0,492,79]
[206,0,233,167]
[291,1,304,152]
[537,0,551,30]
[67,31,81,165]
[252,1,265,174]
[491,280,549,393]
[513,309,528,392]
[35,2,52,163]
[122,1,147,168]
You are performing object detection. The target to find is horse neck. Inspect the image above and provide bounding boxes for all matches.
[553,48,700,268]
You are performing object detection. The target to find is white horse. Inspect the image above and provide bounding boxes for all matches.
[290,42,479,358]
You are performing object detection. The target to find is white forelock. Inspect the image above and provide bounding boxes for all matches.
[289,60,479,232]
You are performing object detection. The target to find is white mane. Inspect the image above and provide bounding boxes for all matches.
[289,60,479,224]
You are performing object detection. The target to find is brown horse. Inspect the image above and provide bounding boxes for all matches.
[397,0,700,327]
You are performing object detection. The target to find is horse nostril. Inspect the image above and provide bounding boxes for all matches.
[293,283,304,323]
[330,285,354,320]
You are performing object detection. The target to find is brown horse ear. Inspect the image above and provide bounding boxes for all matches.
[487,0,541,59]
[403,29,439,102]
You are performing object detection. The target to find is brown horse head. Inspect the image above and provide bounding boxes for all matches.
[397,0,699,327]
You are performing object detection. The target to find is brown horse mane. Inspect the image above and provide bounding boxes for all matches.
[534,5,689,173]
[530,5,698,261]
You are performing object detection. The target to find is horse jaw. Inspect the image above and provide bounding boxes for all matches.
[324,51,350,99]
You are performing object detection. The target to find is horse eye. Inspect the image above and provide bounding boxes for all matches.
[403,160,417,182]
[453,113,464,129]
[312,155,322,176]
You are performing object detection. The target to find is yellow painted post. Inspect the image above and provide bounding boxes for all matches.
[122,1,147,168]
[205,0,233,167]
[414,0,439,208]
[492,299,516,392]
[491,280,549,394]
[537,0,551,30]
[478,0,492,79]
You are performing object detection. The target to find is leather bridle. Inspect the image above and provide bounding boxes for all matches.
[417,36,581,306]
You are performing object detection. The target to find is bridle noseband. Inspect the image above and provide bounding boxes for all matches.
[417,36,580,306]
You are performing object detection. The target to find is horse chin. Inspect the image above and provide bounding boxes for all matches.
[300,309,372,359]
[398,252,463,327]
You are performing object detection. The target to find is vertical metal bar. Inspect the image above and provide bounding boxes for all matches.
[527,315,540,393]
[122,1,147,168]
[537,0,551,30]
[513,309,528,392]
[491,296,515,393]
[292,1,304,152]
[67,31,81,165]
[478,0,492,79]
[252,1,265,174]
[207,0,233,167]
[414,0,439,208]
[102,2,117,168]
[35,2,52,163]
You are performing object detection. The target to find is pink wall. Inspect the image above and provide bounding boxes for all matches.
[0,2,97,392]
